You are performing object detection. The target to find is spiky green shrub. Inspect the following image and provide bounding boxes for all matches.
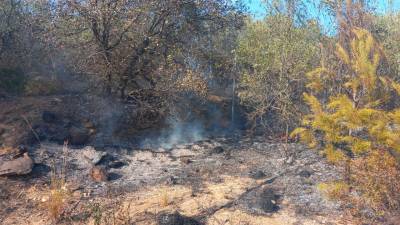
[292,27,400,216]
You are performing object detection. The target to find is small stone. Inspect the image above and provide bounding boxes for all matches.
[0,152,34,176]
[285,155,294,164]
[82,146,107,165]
[90,166,108,182]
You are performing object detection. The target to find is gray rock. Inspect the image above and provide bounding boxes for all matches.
[0,152,34,176]
[90,165,108,182]
[82,146,107,165]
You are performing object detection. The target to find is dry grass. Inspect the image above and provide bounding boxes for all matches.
[160,190,170,207]
[47,188,68,220]
[0,146,15,156]
[348,151,400,220]
[317,181,350,200]
[46,141,70,220]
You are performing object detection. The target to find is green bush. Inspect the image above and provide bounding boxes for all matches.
[236,15,321,132]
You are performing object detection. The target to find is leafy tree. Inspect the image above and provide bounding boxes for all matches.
[58,0,244,98]
[371,12,400,77]
[236,15,321,133]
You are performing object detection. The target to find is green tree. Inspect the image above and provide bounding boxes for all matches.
[236,15,321,133]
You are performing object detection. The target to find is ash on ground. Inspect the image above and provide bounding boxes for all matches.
[0,136,347,225]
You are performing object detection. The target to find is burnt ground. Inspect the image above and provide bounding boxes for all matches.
[0,137,354,225]
[0,95,354,225]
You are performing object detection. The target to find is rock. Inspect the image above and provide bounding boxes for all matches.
[82,146,107,165]
[210,146,224,154]
[0,152,34,176]
[90,166,108,182]
[157,212,202,225]
[285,155,295,165]
[259,188,280,213]
[69,126,90,145]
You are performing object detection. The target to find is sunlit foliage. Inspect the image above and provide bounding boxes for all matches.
[237,15,321,132]
[292,27,400,214]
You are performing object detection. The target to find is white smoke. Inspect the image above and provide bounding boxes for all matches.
[139,118,205,149]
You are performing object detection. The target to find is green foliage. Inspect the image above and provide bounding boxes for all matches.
[372,12,400,76]
[293,28,400,161]
[293,27,400,214]
[237,15,321,131]
[0,68,26,94]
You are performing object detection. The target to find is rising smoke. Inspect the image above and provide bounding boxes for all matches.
[139,116,206,149]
